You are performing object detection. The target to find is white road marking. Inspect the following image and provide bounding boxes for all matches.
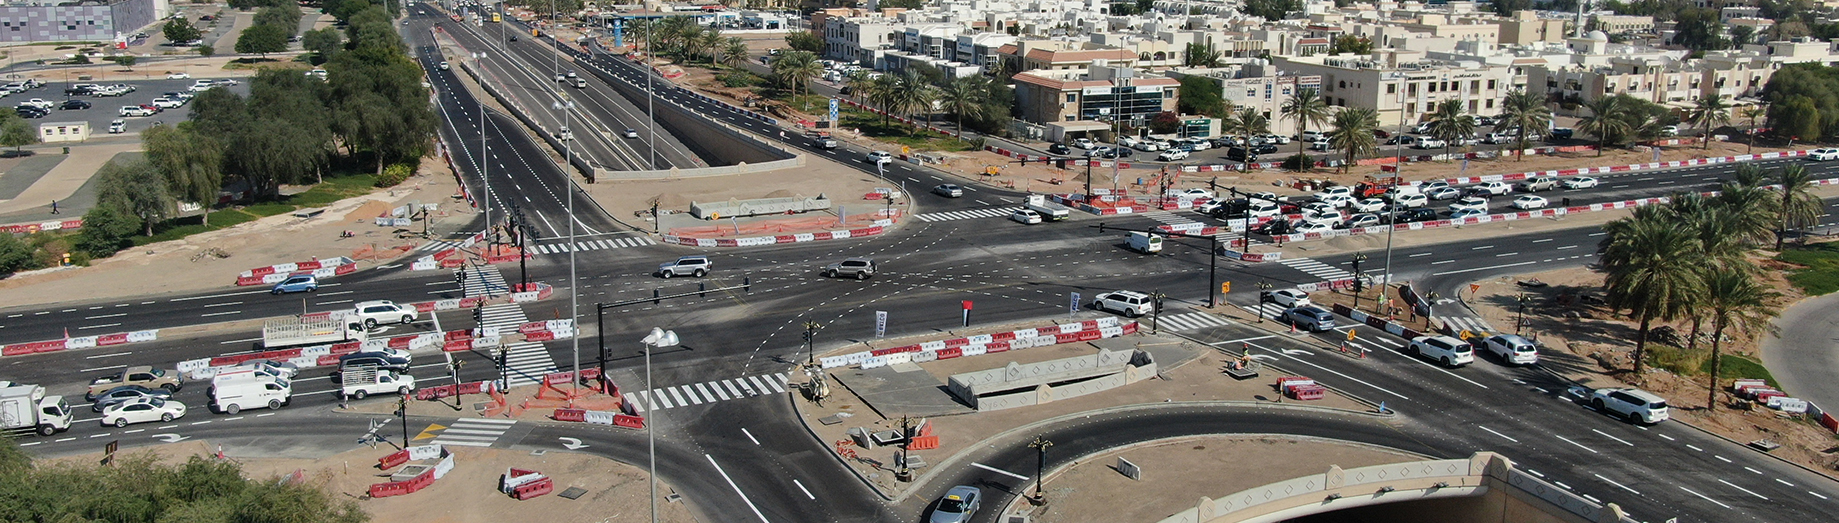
[1719,479,1769,500]
[742,428,760,445]
[971,462,1030,481]
[1554,434,1598,453]
[1591,428,1634,446]
[705,455,770,523]
[1478,426,1518,443]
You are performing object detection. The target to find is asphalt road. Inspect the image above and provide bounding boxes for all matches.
[1761,290,1839,416]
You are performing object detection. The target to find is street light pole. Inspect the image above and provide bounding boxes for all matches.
[802,321,822,364]
[640,328,679,523]
[1029,435,1053,503]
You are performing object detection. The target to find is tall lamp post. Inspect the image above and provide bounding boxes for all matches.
[1028,435,1054,504]
[640,327,679,523]
[1515,293,1532,335]
[802,321,823,364]
[1148,290,1166,334]
[1256,279,1273,323]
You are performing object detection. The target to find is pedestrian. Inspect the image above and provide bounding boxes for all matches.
[49,200,57,214]
[1562,197,1571,207]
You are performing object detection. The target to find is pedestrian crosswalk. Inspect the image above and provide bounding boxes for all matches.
[460,265,508,298]
[1278,257,1354,281]
[1153,312,1235,332]
[422,418,518,448]
[1240,303,1290,321]
[1437,316,1494,335]
[622,373,790,412]
[416,240,468,252]
[527,236,656,255]
[477,303,558,387]
[915,207,1018,222]
[1143,210,1196,225]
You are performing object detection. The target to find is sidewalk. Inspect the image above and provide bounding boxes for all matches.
[0,143,139,219]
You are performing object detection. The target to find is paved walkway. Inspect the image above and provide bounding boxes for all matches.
[1760,291,1839,412]
[0,144,140,219]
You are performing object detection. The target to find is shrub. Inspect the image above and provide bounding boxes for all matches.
[719,71,759,87]
[75,206,136,258]
[374,163,412,188]
[1280,153,1315,171]
[0,233,30,273]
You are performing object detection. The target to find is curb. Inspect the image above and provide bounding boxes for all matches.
[786,381,898,502]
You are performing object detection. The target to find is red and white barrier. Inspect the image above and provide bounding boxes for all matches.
[369,445,455,498]
[0,218,83,234]
[2,329,158,358]
[822,318,1137,369]
[662,226,886,248]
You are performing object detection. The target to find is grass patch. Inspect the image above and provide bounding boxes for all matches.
[122,172,379,247]
[1700,353,1776,387]
[1777,242,1839,295]
[287,173,377,206]
[1645,343,1706,377]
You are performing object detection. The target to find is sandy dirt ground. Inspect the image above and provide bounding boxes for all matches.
[39,440,698,523]
[0,161,476,310]
[1459,262,1839,479]
[795,320,1371,499]
[1012,435,1423,523]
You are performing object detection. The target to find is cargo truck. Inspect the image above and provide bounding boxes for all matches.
[262,313,365,349]
[1023,194,1072,221]
[0,383,73,436]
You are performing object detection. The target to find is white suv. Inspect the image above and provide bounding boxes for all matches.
[864,151,893,164]
[1809,148,1839,161]
[1480,334,1538,365]
[119,105,156,117]
[1091,290,1156,318]
[352,300,418,329]
[656,256,711,278]
[1406,335,1475,367]
[1590,387,1670,424]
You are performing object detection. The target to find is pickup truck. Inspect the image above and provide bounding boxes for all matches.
[86,366,182,401]
[814,136,839,149]
[340,366,415,400]
[1023,194,1072,221]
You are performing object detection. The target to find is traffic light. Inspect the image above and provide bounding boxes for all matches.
[472,307,483,324]
[743,277,751,294]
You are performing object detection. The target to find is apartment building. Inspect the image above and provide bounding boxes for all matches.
[1499,10,1569,45]
[1012,63,1179,127]
[1530,38,1839,109]
[1591,14,1655,34]
[822,13,902,64]
[1273,52,1515,127]
[1165,64,1324,136]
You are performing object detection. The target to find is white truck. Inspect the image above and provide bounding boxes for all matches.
[1127,231,1163,254]
[1023,194,1072,221]
[210,372,291,414]
[263,313,365,349]
[340,366,415,400]
[0,383,73,436]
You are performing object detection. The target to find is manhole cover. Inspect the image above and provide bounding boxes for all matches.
[558,487,587,500]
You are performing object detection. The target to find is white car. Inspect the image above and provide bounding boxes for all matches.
[1262,134,1290,145]
[624,128,640,139]
[1344,213,1382,228]
[1512,195,1549,210]
[1091,290,1156,318]
[1243,201,1281,218]
[1072,137,1095,149]
[864,150,893,165]
[1407,335,1475,367]
[1390,193,1430,208]
[188,79,216,92]
[118,105,155,117]
[1807,148,1839,161]
[1449,208,1489,220]
[1157,149,1189,161]
[1470,181,1513,196]
[107,119,125,133]
[1350,198,1386,213]
[352,300,418,329]
[1301,209,1344,226]
[151,98,183,109]
[932,184,964,198]
[1170,188,1214,200]
[1317,194,1355,209]
[1589,387,1670,424]
[16,98,52,110]
[1262,289,1310,307]
[1561,176,1599,189]
[166,72,191,79]
[1132,141,1161,152]
[1010,209,1042,224]
[1449,197,1489,214]
[1425,186,1462,200]
[438,61,451,70]
[1294,221,1334,234]
[1412,138,1447,149]
[1480,334,1538,365]
[1313,186,1354,202]
[100,397,186,427]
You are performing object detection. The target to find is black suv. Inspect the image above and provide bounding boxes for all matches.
[337,350,412,372]
[14,106,46,119]
[1208,198,1251,219]
[1047,143,1070,155]
[1226,147,1259,162]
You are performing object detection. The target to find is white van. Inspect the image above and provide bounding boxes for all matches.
[210,374,290,414]
[1127,232,1163,254]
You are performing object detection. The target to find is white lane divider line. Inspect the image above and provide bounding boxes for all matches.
[706,454,770,523]
[1553,434,1598,454]
[971,462,1030,481]
[1594,473,1641,495]
[1477,425,1518,443]
[742,428,760,445]
[793,479,816,500]
[1681,486,1732,508]
[1591,429,1634,447]
[1718,479,1769,500]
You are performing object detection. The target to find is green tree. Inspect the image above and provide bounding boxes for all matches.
[888,70,938,136]
[254,4,305,35]
[1496,89,1551,161]
[1426,99,1475,158]
[769,50,822,103]
[162,18,201,44]
[1737,103,1765,153]
[234,23,288,58]
[1773,164,1823,249]
[0,115,38,155]
[1176,76,1227,118]
[1699,271,1775,410]
[108,55,137,69]
[1688,93,1730,149]
[75,205,135,258]
[0,232,30,273]
[1328,35,1374,55]
[1280,87,1330,170]
[95,158,173,237]
[1671,8,1727,51]
[302,27,343,64]
[1600,213,1703,376]
[196,44,214,57]
[720,37,748,68]
[1772,95,1822,142]
[1227,106,1269,150]
[1579,95,1631,155]
[1729,25,1757,47]
[142,125,225,225]
[1149,111,1181,134]
[1326,106,1379,173]
[785,31,823,54]
[1182,42,1221,67]
[1242,0,1300,21]
[937,76,986,138]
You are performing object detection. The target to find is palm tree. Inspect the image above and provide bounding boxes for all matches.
[1232,106,1269,171]
[1773,164,1824,249]
[1714,164,1779,245]
[1326,107,1378,173]
[868,73,900,125]
[1578,96,1630,156]
[1700,270,1775,410]
[696,28,725,64]
[1280,87,1331,171]
[1738,104,1766,154]
[1600,214,1704,376]
[1496,89,1551,161]
[1427,99,1475,159]
[1689,94,1731,149]
[936,76,986,138]
[770,51,822,106]
[843,70,874,105]
[719,37,748,68]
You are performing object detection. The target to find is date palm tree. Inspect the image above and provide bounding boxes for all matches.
[1689,94,1730,150]
[770,50,822,106]
[867,72,900,125]
[1773,164,1823,249]
[1738,103,1766,154]
[1496,89,1551,161]
[1426,99,1475,159]
[1714,164,1779,246]
[1280,87,1330,171]
[843,70,874,105]
[1700,270,1775,410]
[937,76,986,138]
[720,37,748,68]
[1578,96,1630,156]
[1326,106,1378,174]
[1230,106,1269,171]
[1600,213,1704,377]
[695,28,725,64]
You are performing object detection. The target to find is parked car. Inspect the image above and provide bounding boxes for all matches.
[119,105,155,117]
[59,99,91,110]
[1589,387,1670,424]
[1412,137,1447,149]
[1046,143,1070,155]
[1072,137,1095,149]
[16,98,52,110]
[1480,334,1539,365]
[1561,176,1599,189]
[1512,195,1549,210]
[270,274,318,295]
[820,257,877,279]
[188,79,217,92]
[1407,335,1475,367]
[14,106,46,118]
[1261,289,1310,308]
[1282,306,1336,331]
[167,72,190,79]
[932,184,964,198]
[656,256,711,278]
[107,119,126,133]
[1092,290,1156,318]
[100,397,185,427]
[151,97,184,109]
[1157,149,1189,161]
[1548,127,1574,139]
[929,485,982,523]
[352,300,418,328]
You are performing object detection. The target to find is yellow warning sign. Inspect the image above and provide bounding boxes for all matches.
[413,423,447,441]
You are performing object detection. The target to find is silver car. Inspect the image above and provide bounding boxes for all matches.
[822,258,876,279]
[930,485,981,523]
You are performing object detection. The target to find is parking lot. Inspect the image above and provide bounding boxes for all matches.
[1050,126,1592,168]
[5,77,252,137]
